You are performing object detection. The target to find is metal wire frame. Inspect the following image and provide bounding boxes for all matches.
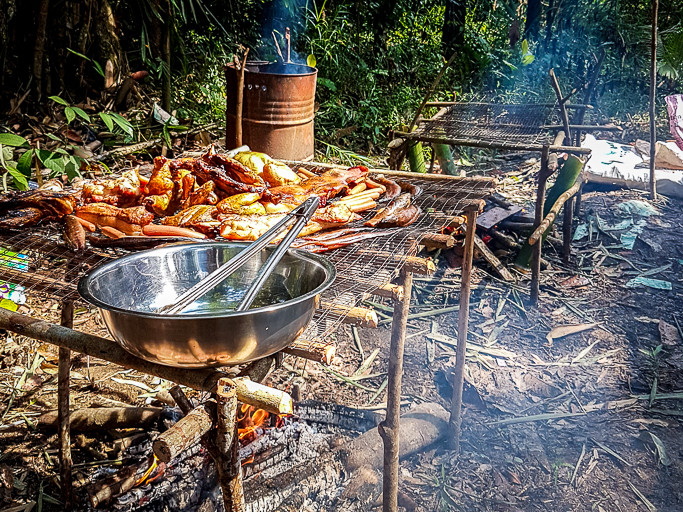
[412,102,561,145]
[0,168,495,354]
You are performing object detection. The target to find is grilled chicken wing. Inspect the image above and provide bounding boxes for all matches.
[264,166,368,206]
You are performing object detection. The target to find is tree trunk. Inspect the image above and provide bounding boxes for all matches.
[0,0,16,89]
[525,0,542,41]
[442,0,467,58]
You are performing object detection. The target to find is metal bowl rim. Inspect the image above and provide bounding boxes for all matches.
[77,241,336,320]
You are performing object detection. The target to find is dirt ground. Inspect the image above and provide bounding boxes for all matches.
[0,156,682,511]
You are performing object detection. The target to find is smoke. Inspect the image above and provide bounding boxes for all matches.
[258,0,309,65]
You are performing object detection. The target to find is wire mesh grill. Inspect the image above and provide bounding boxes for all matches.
[0,167,494,356]
[412,103,561,145]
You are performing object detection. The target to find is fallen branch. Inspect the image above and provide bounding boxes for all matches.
[529,180,581,246]
[38,407,162,431]
[473,235,514,281]
[152,403,215,463]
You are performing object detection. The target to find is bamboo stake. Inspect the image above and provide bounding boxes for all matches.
[448,208,478,453]
[562,196,574,264]
[380,269,413,512]
[649,0,659,200]
[528,179,581,245]
[531,147,550,305]
[235,49,250,147]
[58,300,73,509]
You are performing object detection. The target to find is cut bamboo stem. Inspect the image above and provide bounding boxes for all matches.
[448,208,478,453]
[380,269,413,512]
[58,299,73,509]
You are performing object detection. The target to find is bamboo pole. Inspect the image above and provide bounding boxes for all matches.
[528,179,581,245]
[649,0,659,200]
[380,269,413,512]
[448,208,478,453]
[562,196,574,264]
[58,300,73,509]
[531,147,550,305]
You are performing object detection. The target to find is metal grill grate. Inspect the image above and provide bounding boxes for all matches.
[0,167,495,356]
[412,103,560,145]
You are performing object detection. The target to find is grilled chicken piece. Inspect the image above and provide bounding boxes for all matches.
[75,203,154,235]
[82,169,144,207]
[218,214,324,241]
[159,205,219,234]
[364,193,412,228]
[216,192,265,215]
[143,157,195,215]
[201,147,266,188]
[182,180,217,209]
[0,207,43,229]
[38,179,64,192]
[233,151,301,187]
[311,202,360,224]
[0,190,76,218]
[264,166,368,206]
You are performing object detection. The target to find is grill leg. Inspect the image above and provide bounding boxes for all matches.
[448,207,478,453]
[380,268,413,512]
[562,196,575,264]
[531,146,550,306]
[215,378,245,512]
[58,300,73,509]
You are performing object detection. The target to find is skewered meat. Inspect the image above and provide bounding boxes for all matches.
[0,190,76,218]
[82,169,144,207]
[0,207,43,229]
[375,204,421,227]
[63,215,86,252]
[158,205,219,234]
[371,175,401,200]
[75,203,154,235]
[201,148,266,187]
[264,166,368,206]
[216,192,265,215]
[363,193,412,227]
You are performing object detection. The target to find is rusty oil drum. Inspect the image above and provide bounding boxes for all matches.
[225,62,317,161]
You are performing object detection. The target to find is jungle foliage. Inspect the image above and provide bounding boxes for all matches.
[1,0,682,153]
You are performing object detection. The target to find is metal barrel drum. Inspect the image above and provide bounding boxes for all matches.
[225,61,317,161]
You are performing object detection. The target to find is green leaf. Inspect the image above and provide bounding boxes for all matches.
[92,60,105,78]
[49,96,69,106]
[318,77,337,91]
[6,167,29,191]
[521,39,529,54]
[522,54,535,66]
[64,157,82,180]
[67,48,90,61]
[307,54,317,67]
[99,112,115,132]
[71,106,90,123]
[16,149,33,177]
[64,106,76,124]
[111,113,134,137]
[46,133,63,142]
[0,133,29,147]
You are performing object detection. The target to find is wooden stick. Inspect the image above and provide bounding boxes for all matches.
[448,208,478,452]
[472,234,514,281]
[321,301,379,328]
[233,378,293,415]
[235,49,250,147]
[549,69,572,146]
[649,0,659,200]
[380,269,413,512]
[408,50,459,131]
[283,339,336,364]
[38,407,163,431]
[152,403,215,463]
[237,356,275,382]
[419,232,455,249]
[89,456,152,508]
[529,179,581,246]
[58,300,73,509]
[531,147,550,305]
[562,196,574,264]
[539,124,622,131]
[371,283,404,302]
[392,131,591,155]
[356,250,436,275]
[169,387,222,463]
[215,378,245,512]
[424,101,593,110]
[0,308,292,412]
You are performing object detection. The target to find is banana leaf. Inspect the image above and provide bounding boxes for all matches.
[515,155,584,268]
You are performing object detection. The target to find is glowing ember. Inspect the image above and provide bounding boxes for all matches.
[237,404,286,446]
[134,455,166,487]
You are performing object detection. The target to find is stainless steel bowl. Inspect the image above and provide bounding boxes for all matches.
[78,242,335,367]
